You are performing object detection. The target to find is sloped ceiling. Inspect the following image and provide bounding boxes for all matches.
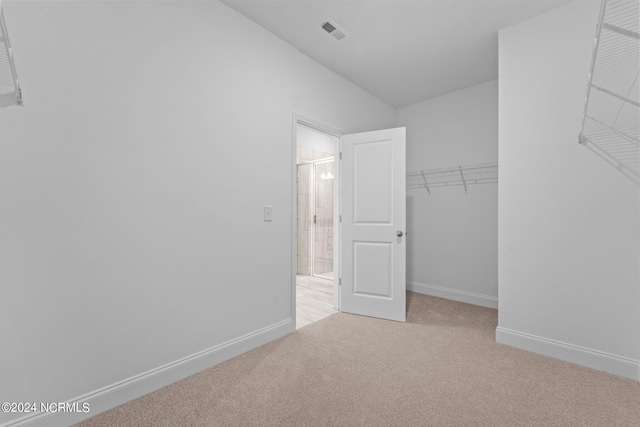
[221,0,573,107]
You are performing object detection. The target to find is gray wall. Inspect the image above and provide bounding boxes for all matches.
[497,0,639,379]
[396,80,498,307]
[0,1,395,425]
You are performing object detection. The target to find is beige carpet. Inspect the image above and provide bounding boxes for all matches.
[75,292,640,426]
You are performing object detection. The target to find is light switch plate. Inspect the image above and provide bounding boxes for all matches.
[264,206,272,221]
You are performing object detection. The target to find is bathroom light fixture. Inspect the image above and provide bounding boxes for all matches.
[320,172,334,180]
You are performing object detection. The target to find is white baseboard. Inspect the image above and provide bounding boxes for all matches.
[407,281,498,309]
[496,326,640,381]
[1,318,293,427]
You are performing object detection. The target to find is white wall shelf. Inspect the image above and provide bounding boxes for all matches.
[407,162,498,194]
[0,3,22,108]
[579,0,639,184]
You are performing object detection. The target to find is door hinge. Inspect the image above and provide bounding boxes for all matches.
[339,152,342,160]
[339,278,342,286]
[339,214,342,222]
[313,214,316,224]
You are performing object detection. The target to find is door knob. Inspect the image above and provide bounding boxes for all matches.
[396,231,403,237]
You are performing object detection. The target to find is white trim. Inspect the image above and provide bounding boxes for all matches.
[0,319,292,427]
[496,326,640,381]
[407,281,498,309]
[335,136,341,311]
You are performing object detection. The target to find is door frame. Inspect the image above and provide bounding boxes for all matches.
[291,113,343,329]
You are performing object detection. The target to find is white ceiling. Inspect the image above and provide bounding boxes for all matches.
[221,0,572,108]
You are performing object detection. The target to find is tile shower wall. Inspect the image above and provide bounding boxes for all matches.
[297,148,333,277]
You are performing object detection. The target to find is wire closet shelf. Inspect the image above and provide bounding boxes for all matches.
[579,0,639,184]
[407,162,498,194]
[0,3,22,108]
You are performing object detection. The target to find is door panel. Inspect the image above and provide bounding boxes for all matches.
[353,140,393,224]
[353,241,393,298]
[340,127,406,322]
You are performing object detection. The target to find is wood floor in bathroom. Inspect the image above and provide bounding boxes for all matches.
[296,275,337,329]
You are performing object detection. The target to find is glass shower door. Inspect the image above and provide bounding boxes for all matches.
[313,160,334,279]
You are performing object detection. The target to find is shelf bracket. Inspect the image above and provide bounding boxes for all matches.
[420,170,431,195]
[458,166,467,193]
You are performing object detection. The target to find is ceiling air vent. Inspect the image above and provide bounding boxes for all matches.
[320,20,347,41]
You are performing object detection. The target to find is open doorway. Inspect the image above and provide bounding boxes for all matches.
[295,121,339,329]
[291,118,407,327]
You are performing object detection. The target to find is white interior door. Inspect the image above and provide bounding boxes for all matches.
[339,127,406,322]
